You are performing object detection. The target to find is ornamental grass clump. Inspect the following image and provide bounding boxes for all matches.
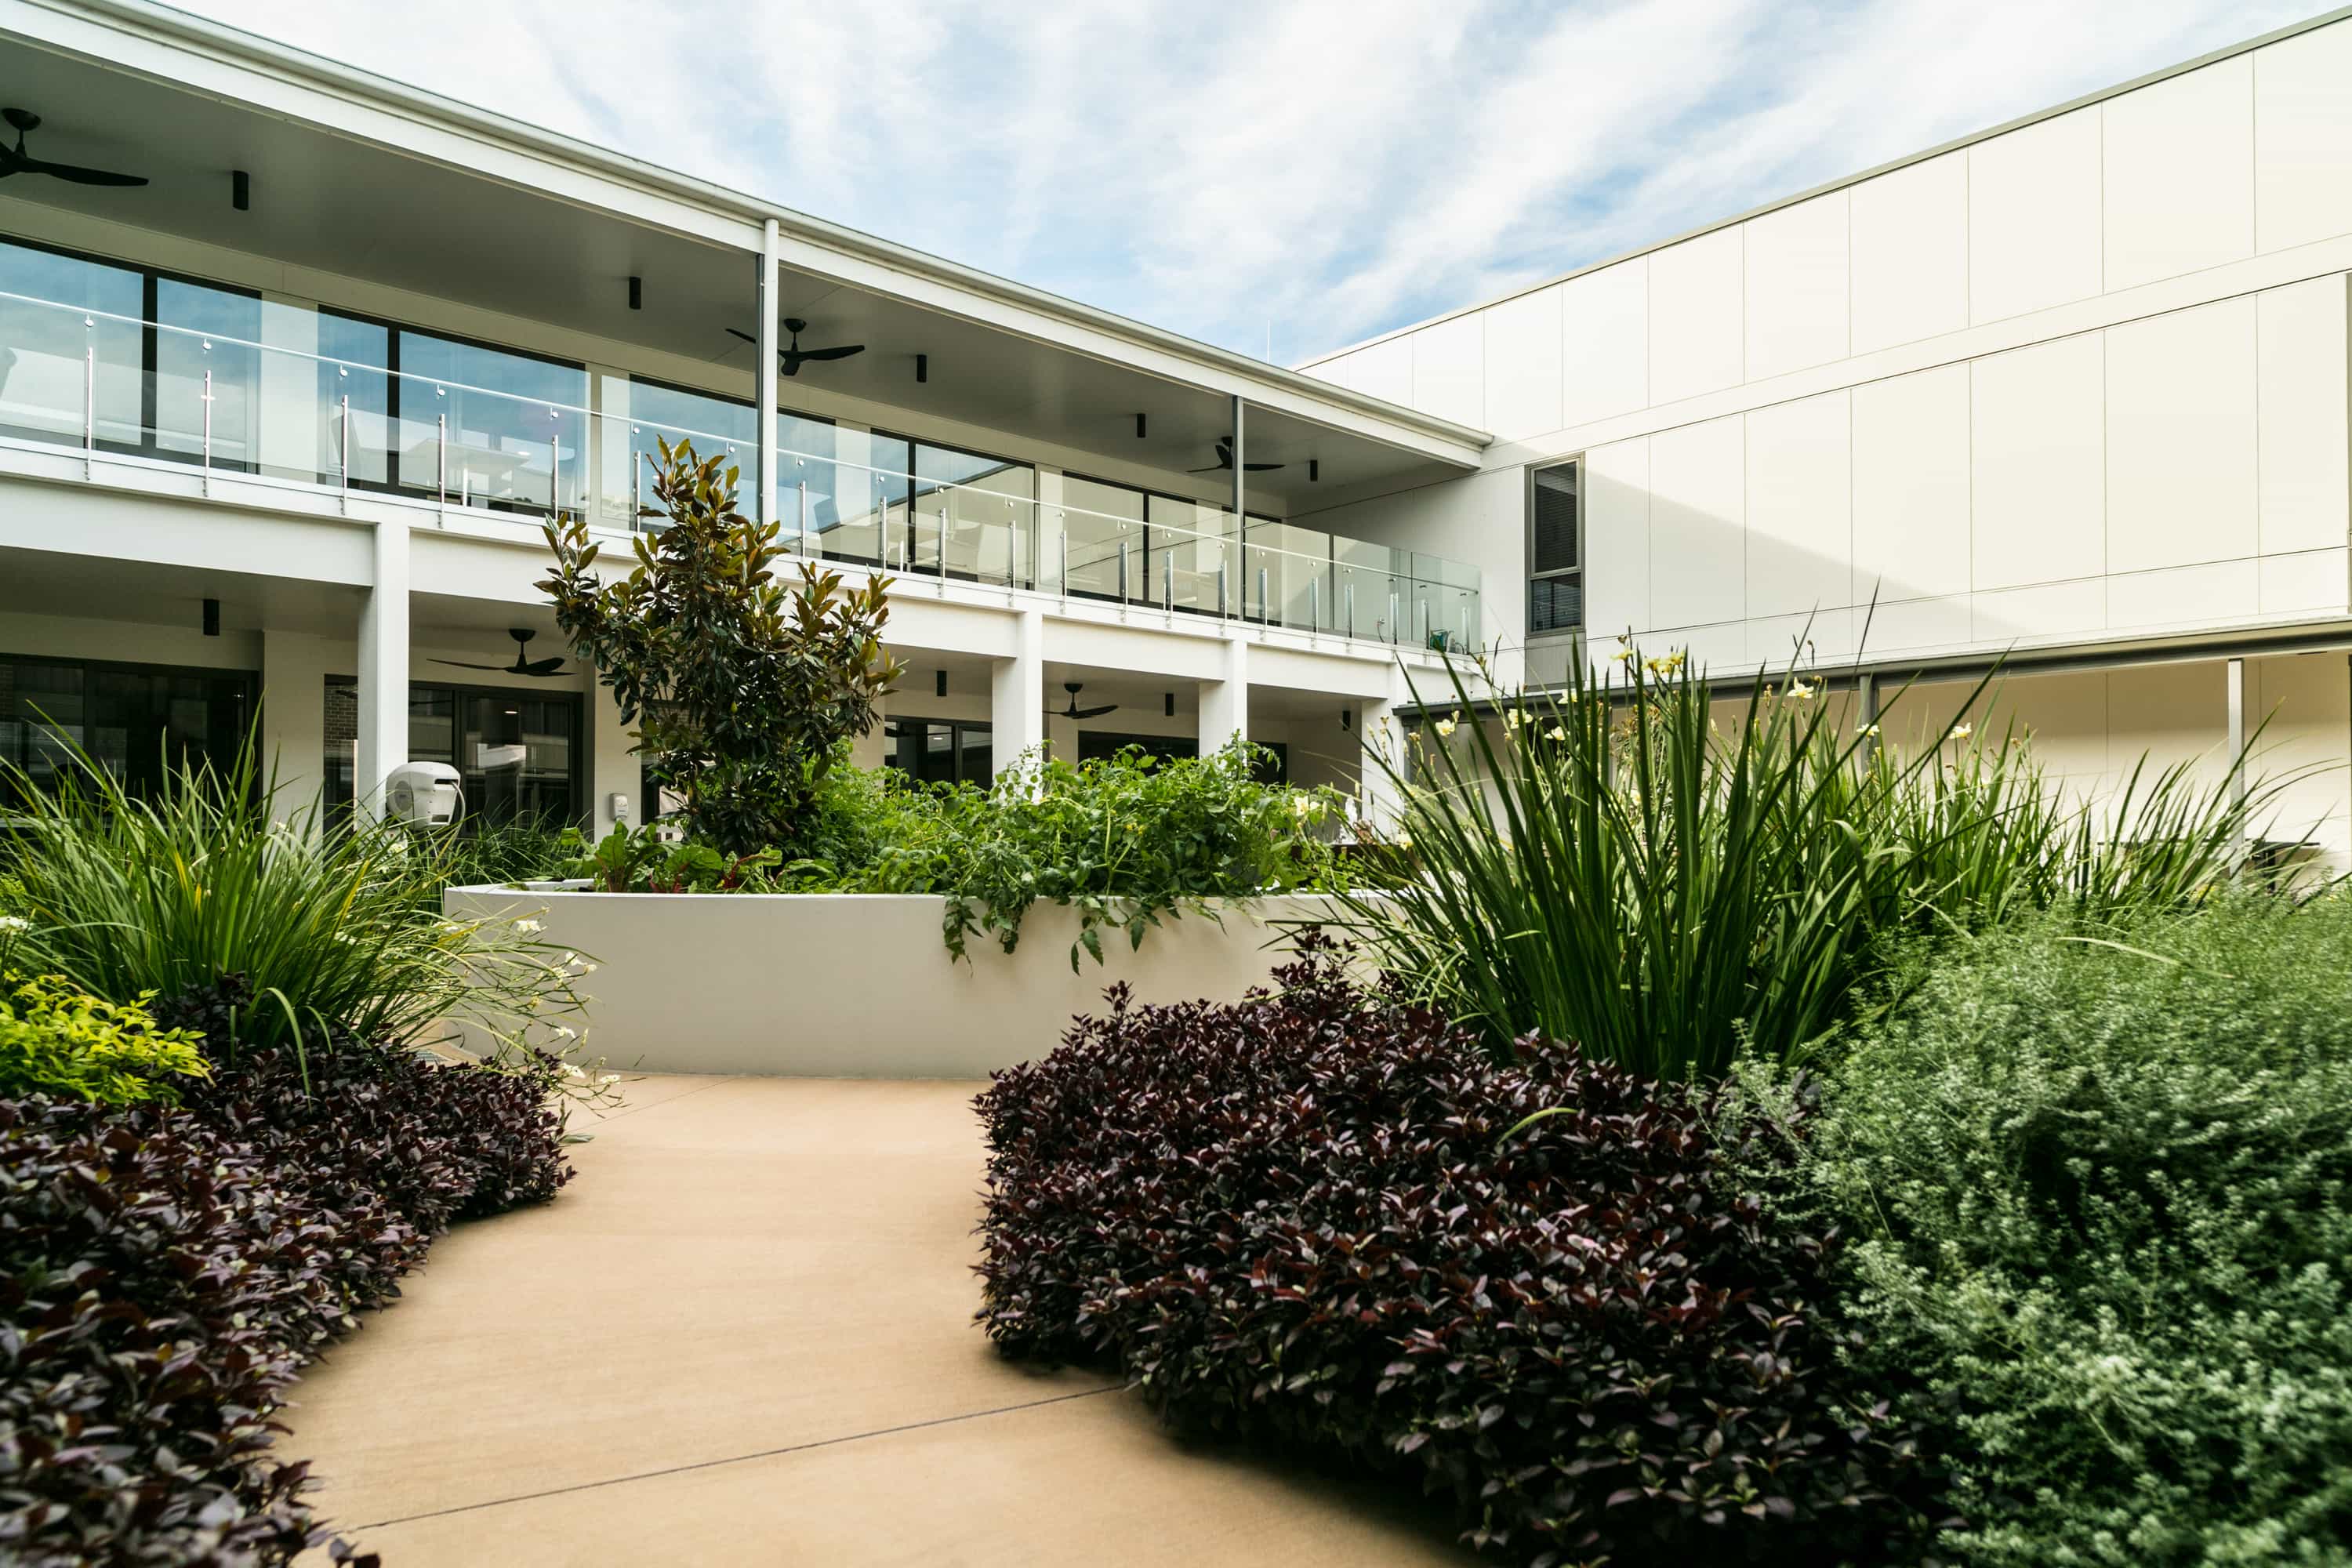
[975,938,1934,1566]
[0,731,594,1080]
[1328,645,2271,1076]
[1784,895,2352,1566]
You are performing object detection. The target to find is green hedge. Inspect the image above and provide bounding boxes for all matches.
[1789,895,2352,1565]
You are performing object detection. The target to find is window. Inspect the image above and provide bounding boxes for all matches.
[324,677,583,826]
[0,653,253,803]
[602,372,757,524]
[884,717,993,786]
[393,328,589,518]
[1529,461,1582,637]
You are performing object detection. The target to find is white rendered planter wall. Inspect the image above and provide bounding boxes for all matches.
[444,886,1353,1079]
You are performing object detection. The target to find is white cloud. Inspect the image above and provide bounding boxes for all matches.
[174,0,2325,359]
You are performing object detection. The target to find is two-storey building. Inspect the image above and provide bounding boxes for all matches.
[0,0,1486,833]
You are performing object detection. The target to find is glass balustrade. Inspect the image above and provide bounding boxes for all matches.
[0,286,1482,647]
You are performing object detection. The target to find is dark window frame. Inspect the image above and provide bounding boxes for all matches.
[0,649,258,799]
[1528,458,1584,640]
[322,673,586,829]
[881,714,994,787]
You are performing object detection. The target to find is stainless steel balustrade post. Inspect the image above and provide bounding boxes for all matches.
[1163,551,1174,612]
[1389,590,1399,644]
[1218,562,1229,619]
[798,478,809,554]
[1117,541,1129,603]
[1059,529,1069,604]
[438,415,449,506]
[201,367,212,491]
[339,394,350,511]
[82,340,94,475]
[1346,581,1356,640]
[630,448,641,528]
[1258,565,1269,626]
[1309,577,1319,633]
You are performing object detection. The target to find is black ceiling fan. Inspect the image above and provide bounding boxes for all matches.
[1048,682,1118,721]
[725,318,866,377]
[1189,437,1283,474]
[0,108,148,187]
[430,628,566,679]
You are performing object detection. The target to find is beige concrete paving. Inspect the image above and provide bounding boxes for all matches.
[285,1074,1474,1567]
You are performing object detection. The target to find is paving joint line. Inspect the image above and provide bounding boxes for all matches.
[343,1385,1127,1531]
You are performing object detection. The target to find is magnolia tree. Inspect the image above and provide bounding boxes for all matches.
[539,439,903,854]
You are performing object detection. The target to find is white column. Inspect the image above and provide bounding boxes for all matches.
[1199,631,1250,753]
[757,220,780,529]
[1357,693,1405,827]
[259,627,333,820]
[591,681,637,837]
[2227,654,2248,870]
[353,516,410,816]
[990,608,1047,781]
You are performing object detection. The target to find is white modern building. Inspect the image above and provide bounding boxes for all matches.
[5,0,2352,865]
[0,0,1485,833]
[1297,7,2352,866]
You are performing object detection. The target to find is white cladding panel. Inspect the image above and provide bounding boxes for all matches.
[1851,363,1972,606]
[2255,21,2352,254]
[2257,275,2352,556]
[1646,416,1744,628]
[1743,192,1849,381]
[1849,151,1968,355]
[1559,258,1650,428]
[1646,228,1744,405]
[2104,298,2257,575]
[1582,436,1652,637]
[1410,312,1486,430]
[1348,335,1414,406]
[1969,108,2103,325]
[1481,285,1564,441]
[1970,333,2106,592]
[1743,391,1850,619]
[2102,56,2256,292]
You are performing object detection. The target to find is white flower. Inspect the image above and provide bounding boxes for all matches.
[0,915,30,935]
[436,920,467,935]
[1950,722,1973,741]
[1393,828,1414,850]
[1290,794,1313,818]
[1860,723,1882,738]
[560,952,576,967]
[514,917,544,935]
[1434,717,1458,738]
[1503,709,1525,730]
[1545,725,1566,742]
[1788,681,1817,700]
[579,962,598,975]
[597,1073,621,1086]
[551,1024,577,1040]
[561,1062,586,1080]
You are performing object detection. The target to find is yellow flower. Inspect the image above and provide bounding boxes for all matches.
[1545,725,1566,742]
[1951,722,1973,741]
[1434,717,1458,738]
[1608,647,1635,663]
[1393,828,1414,850]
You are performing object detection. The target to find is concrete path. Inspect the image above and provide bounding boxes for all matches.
[284,1075,1475,1566]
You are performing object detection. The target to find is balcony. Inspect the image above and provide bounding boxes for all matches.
[0,282,1483,648]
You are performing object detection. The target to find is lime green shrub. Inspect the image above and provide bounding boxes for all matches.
[1790,896,2352,1565]
[0,972,208,1105]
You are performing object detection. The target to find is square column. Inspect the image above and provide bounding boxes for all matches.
[1357,692,1405,827]
[353,514,410,815]
[1199,632,1249,753]
[990,608,1047,782]
[757,220,780,529]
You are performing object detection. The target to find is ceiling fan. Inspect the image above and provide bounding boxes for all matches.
[430,628,566,679]
[0,108,148,187]
[725,317,866,377]
[1189,437,1283,474]
[1048,682,1118,721]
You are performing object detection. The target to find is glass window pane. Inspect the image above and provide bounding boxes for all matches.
[0,239,142,446]
[319,311,391,488]
[1062,476,1143,601]
[602,376,757,524]
[957,723,993,784]
[916,441,1033,584]
[396,331,587,520]
[154,278,261,469]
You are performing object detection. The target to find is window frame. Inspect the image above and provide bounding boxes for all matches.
[1526,457,1584,641]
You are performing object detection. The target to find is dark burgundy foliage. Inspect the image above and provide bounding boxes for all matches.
[1,976,573,1567]
[975,938,1932,1567]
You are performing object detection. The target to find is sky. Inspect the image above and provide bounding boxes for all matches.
[180,0,2328,364]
